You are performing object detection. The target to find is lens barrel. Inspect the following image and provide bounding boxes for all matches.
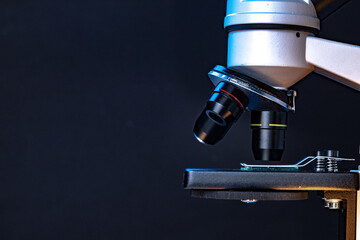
[193,82,248,145]
[251,111,287,161]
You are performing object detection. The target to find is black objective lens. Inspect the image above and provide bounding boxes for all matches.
[251,111,288,161]
[193,82,248,145]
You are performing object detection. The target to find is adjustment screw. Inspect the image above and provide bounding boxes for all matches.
[323,198,343,210]
[324,150,339,172]
[314,150,326,172]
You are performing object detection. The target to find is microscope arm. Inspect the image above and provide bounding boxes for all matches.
[306,36,360,91]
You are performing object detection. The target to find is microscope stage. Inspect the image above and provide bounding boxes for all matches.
[184,169,358,192]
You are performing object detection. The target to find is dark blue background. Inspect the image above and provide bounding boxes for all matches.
[0,1,359,239]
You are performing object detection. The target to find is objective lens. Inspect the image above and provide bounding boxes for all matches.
[193,82,248,145]
[251,111,287,161]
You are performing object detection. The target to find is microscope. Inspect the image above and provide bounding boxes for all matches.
[184,1,360,239]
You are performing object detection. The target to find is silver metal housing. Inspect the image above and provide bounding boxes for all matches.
[306,36,360,91]
[225,0,320,30]
[228,29,314,88]
[226,0,319,89]
[225,0,360,91]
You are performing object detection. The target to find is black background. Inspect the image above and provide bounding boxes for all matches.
[0,1,360,239]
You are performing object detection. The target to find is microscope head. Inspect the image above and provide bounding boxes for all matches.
[194,0,320,161]
[193,0,360,161]
[226,0,319,89]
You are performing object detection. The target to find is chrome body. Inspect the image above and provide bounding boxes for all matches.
[306,36,360,91]
[225,0,360,91]
[228,29,314,88]
[225,0,320,29]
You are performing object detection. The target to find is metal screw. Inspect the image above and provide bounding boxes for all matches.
[314,150,340,172]
[327,158,338,172]
[324,150,339,172]
[324,198,343,210]
[315,150,326,172]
